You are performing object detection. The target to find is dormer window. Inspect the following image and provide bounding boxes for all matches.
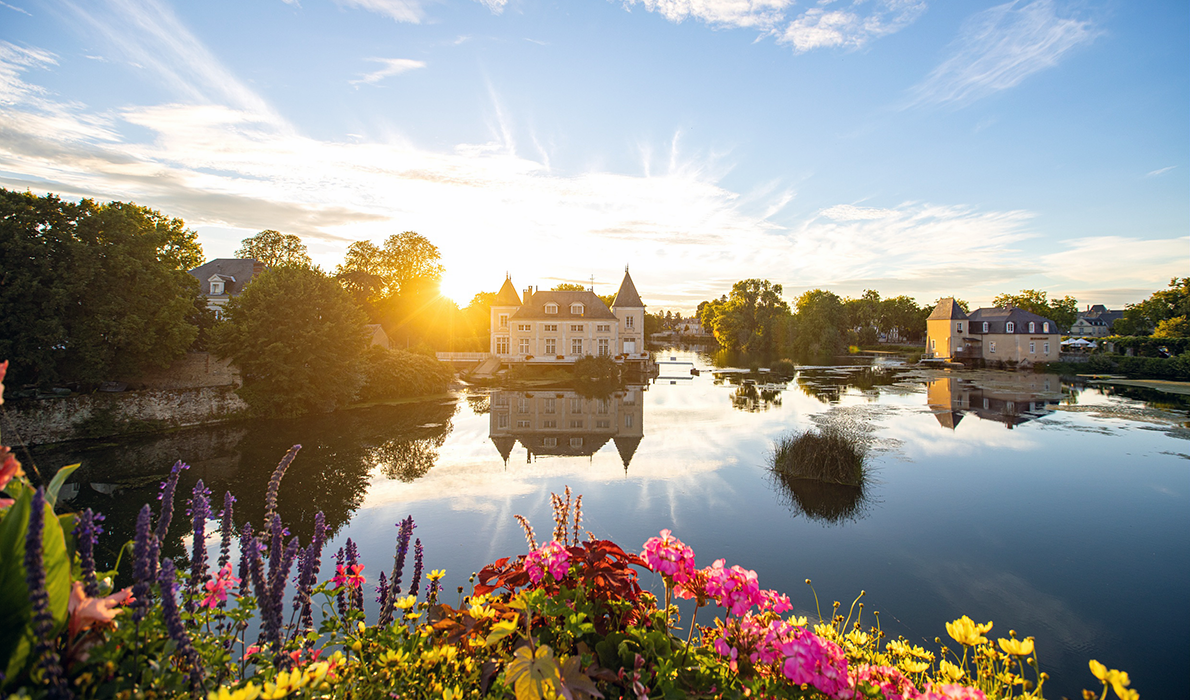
[210,280,224,295]
[570,303,584,315]
[982,322,989,333]
[1006,322,1015,333]
[545,303,558,314]
[1028,322,1036,333]
[1043,322,1049,332]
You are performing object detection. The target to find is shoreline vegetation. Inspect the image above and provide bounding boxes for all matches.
[0,429,1140,700]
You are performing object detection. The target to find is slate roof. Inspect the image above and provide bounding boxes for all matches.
[494,277,523,306]
[188,259,264,296]
[966,307,1057,334]
[510,290,618,321]
[611,269,644,308]
[928,297,968,321]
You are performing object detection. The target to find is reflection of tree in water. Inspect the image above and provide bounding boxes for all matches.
[31,398,458,569]
[371,430,449,482]
[795,365,905,404]
[731,383,784,412]
[770,471,873,525]
[465,392,490,415]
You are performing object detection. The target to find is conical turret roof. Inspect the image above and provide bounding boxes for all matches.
[494,276,522,306]
[611,269,643,308]
[928,297,968,321]
[490,435,516,463]
[614,436,642,469]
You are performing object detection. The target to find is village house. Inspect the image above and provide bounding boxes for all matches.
[188,258,265,318]
[490,268,647,367]
[926,298,1060,366]
[1069,304,1125,337]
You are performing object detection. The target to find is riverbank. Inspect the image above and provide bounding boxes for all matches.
[1084,377,1190,396]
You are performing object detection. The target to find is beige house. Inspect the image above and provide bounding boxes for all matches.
[188,258,266,318]
[927,374,1062,430]
[926,298,1060,366]
[490,269,647,365]
[1069,305,1124,337]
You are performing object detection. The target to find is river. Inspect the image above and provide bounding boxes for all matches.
[30,348,1190,698]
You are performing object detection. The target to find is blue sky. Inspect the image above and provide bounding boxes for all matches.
[1,0,1186,311]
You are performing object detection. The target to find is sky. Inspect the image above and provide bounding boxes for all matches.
[0,0,1186,313]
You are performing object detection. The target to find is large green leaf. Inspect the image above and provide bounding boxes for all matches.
[0,489,73,686]
[45,463,80,508]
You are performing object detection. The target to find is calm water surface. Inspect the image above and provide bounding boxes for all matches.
[33,350,1190,698]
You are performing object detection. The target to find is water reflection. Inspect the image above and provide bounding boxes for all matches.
[926,374,1063,430]
[770,473,872,525]
[488,386,645,469]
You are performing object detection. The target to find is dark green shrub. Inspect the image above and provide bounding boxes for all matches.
[770,424,867,486]
[770,358,796,376]
[358,345,453,401]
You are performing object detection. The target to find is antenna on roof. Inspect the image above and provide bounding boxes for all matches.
[625,264,629,273]
[589,274,595,292]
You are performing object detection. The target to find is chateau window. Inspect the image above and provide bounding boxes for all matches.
[989,341,996,353]
[956,322,963,332]
[499,314,509,328]
[517,420,530,428]
[572,338,583,355]
[1029,342,1036,353]
[518,398,529,414]
[597,399,609,415]
[596,324,611,332]
[543,324,558,332]
[213,308,224,320]
[544,398,556,414]
[1043,322,1050,332]
[543,420,557,429]
[518,324,531,331]
[496,337,509,354]
[210,280,224,295]
[1029,322,1036,333]
[1006,322,1015,333]
[1044,342,1050,354]
[545,304,558,314]
[569,437,584,448]
[596,419,610,429]
[570,303,584,315]
[570,324,584,332]
[982,322,989,333]
[598,338,609,355]
[498,414,509,428]
[625,316,634,329]
[545,338,557,354]
[625,414,633,428]
[519,338,531,354]
[543,437,557,447]
[570,419,583,429]
[570,398,583,413]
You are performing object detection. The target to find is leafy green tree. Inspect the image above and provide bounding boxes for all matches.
[992,290,1078,330]
[879,296,928,342]
[236,229,312,268]
[791,289,846,357]
[1114,278,1190,336]
[1153,316,1190,338]
[702,280,790,353]
[552,283,588,291]
[843,290,883,331]
[211,266,369,416]
[0,190,202,386]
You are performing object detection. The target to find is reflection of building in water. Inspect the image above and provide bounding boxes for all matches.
[927,374,1063,429]
[489,386,645,468]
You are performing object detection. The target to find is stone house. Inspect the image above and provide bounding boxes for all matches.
[188,258,266,318]
[1069,305,1124,337]
[926,298,1060,366]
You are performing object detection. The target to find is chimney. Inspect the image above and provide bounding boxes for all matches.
[524,287,533,305]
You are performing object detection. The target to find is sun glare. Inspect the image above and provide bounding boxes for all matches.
[438,270,476,308]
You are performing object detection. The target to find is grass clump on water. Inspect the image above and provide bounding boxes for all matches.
[770,421,868,486]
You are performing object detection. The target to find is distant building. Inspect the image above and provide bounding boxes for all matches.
[365,324,392,350]
[1070,305,1124,337]
[927,374,1061,430]
[926,298,1060,366]
[188,258,266,318]
[490,269,647,366]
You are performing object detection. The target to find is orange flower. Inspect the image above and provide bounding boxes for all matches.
[68,581,134,639]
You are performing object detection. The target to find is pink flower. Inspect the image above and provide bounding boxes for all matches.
[852,664,921,700]
[641,529,696,583]
[201,563,242,608]
[760,589,793,614]
[1,445,23,492]
[332,563,366,589]
[525,540,571,583]
[778,629,851,699]
[0,359,7,406]
[704,559,765,617]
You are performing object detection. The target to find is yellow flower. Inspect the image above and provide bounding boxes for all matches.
[946,616,992,646]
[1089,659,1109,681]
[998,637,1035,656]
[395,595,418,610]
[788,615,808,627]
[428,569,446,581]
[886,640,911,657]
[381,649,409,666]
[899,659,930,674]
[208,683,261,700]
[845,630,871,647]
[939,660,965,682]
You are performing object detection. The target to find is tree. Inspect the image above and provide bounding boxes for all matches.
[702,280,790,353]
[1114,278,1190,336]
[0,190,202,386]
[236,229,312,268]
[552,283,588,291]
[210,266,369,417]
[879,296,928,343]
[790,289,846,357]
[992,290,1078,330]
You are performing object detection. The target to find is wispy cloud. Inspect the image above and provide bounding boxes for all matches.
[349,57,426,86]
[907,0,1100,107]
[332,0,506,23]
[1,1,32,16]
[622,0,925,52]
[1145,165,1175,178]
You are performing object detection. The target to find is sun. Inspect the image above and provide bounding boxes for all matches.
[437,269,477,308]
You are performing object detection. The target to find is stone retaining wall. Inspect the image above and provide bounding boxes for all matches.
[3,386,250,446]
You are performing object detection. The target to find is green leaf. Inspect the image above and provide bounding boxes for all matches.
[0,489,72,686]
[45,463,80,507]
[507,645,561,700]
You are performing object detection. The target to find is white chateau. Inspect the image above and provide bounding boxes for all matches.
[490,269,647,367]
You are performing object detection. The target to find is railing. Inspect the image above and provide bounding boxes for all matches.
[435,352,491,362]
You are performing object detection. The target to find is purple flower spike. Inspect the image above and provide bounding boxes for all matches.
[74,509,105,597]
[26,488,72,700]
[131,504,155,622]
[159,558,204,691]
[380,515,415,624]
[219,492,236,569]
[263,445,301,540]
[410,538,424,598]
[155,460,189,541]
[187,479,212,612]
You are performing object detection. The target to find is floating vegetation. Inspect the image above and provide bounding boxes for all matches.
[769,416,874,524]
